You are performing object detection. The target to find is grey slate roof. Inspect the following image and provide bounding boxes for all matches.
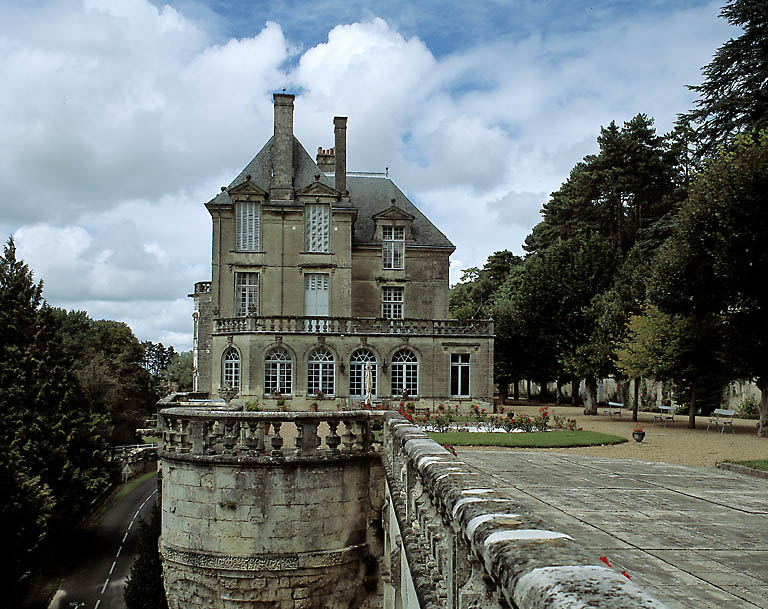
[210,135,454,250]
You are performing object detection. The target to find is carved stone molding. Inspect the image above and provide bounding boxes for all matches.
[160,541,366,572]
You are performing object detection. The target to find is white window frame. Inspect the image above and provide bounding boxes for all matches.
[236,201,260,251]
[450,353,471,397]
[305,203,330,253]
[382,286,404,319]
[235,272,260,316]
[391,349,418,397]
[349,349,377,398]
[308,348,335,396]
[382,225,405,269]
[223,347,240,389]
[264,348,292,395]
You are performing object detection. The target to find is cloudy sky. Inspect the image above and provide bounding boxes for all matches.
[1,0,735,351]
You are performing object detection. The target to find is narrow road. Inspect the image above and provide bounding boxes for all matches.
[48,473,159,609]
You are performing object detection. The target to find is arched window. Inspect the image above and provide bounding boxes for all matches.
[223,347,240,389]
[391,349,418,397]
[308,348,335,396]
[265,347,292,395]
[349,349,377,398]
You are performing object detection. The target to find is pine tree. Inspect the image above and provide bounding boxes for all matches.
[683,0,768,156]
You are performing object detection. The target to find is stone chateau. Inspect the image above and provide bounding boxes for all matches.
[190,93,493,410]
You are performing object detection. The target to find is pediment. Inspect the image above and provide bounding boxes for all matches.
[372,205,415,222]
[228,178,268,201]
[296,180,341,198]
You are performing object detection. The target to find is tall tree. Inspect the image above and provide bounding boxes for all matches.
[682,0,768,157]
[652,132,768,434]
[0,238,113,595]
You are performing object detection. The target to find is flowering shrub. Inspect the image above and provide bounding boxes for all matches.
[515,414,535,433]
[633,424,645,433]
[533,406,551,430]
[443,444,458,456]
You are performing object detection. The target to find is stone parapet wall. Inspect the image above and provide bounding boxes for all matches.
[382,413,669,609]
[159,408,385,609]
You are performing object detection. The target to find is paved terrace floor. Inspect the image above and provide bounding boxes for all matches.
[459,451,768,609]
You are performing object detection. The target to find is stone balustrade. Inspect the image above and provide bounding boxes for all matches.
[381,412,667,609]
[194,281,211,294]
[212,315,493,337]
[159,408,382,462]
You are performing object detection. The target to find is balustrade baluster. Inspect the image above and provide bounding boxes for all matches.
[244,421,261,456]
[326,420,341,454]
[341,419,356,452]
[270,421,284,456]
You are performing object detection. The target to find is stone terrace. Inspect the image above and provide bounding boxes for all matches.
[459,451,768,609]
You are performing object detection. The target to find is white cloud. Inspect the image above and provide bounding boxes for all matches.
[0,0,735,350]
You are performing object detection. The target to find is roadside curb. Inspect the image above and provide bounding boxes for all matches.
[716,461,768,480]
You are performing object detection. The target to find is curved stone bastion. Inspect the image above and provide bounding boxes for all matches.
[158,408,385,609]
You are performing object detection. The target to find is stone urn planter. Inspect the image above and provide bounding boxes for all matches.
[632,429,646,442]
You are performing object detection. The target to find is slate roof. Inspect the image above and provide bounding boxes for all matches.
[208,135,454,250]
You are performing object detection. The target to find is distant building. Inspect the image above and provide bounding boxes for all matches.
[190,93,493,410]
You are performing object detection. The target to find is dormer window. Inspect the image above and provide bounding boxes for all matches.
[236,201,260,251]
[305,203,330,252]
[382,225,405,269]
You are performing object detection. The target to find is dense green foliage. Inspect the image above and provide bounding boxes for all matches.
[0,239,115,596]
[451,0,768,432]
[53,310,158,444]
[124,502,169,609]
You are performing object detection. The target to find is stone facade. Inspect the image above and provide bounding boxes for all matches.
[191,93,493,411]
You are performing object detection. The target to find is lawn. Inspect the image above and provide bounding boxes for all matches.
[426,430,626,448]
[726,459,768,471]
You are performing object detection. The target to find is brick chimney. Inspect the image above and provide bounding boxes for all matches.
[316,147,335,173]
[334,116,347,195]
[271,93,295,200]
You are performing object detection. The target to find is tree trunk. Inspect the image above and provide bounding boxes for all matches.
[571,375,579,406]
[526,379,531,402]
[499,382,508,406]
[757,377,768,438]
[583,377,598,415]
[513,381,519,401]
[632,376,640,423]
[688,383,697,429]
[556,378,562,404]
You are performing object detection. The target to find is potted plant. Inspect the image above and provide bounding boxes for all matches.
[632,424,646,442]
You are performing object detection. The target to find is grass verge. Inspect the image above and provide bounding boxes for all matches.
[426,430,627,448]
[113,470,158,501]
[725,459,768,471]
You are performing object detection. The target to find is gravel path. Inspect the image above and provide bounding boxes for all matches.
[465,402,767,468]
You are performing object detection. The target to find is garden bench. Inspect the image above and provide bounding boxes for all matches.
[652,404,676,427]
[707,408,735,433]
[602,401,624,418]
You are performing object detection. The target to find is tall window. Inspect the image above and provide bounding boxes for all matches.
[235,272,259,316]
[236,201,260,251]
[308,348,335,396]
[305,203,330,252]
[450,353,470,397]
[382,225,405,269]
[265,348,292,395]
[382,286,404,319]
[350,349,377,398]
[391,349,418,397]
[223,347,240,389]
